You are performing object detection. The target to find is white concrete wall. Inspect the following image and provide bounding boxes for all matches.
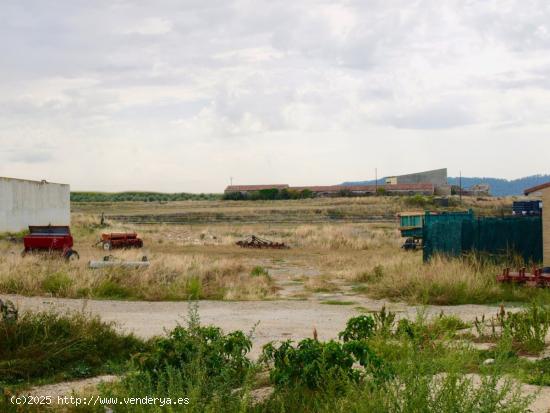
[0,177,70,232]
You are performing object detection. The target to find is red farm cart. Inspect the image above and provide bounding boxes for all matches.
[497,267,550,287]
[98,232,143,251]
[22,225,79,260]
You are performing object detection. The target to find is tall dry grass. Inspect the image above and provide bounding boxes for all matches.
[0,251,275,301]
[1,196,538,306]
[361,255,550,305]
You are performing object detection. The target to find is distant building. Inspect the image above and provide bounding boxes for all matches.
[525,182,550,268]
[0,177,70,232]
[453,183,491,197]
[224,183,435,197]
[224,184,289,194]
[386,168,447,186]
[385,168,451,195]
[470,184,490,196]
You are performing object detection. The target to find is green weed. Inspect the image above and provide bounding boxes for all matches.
[185,277,202,300]
[41,272,73,296]
[250,266,269,277]
[0,310,143,384]
[93,280,133,299]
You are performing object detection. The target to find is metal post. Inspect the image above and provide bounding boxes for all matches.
[459,171,462,204]
[375,168,378,195]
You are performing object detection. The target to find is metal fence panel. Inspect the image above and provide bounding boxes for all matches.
[423,210,542,263]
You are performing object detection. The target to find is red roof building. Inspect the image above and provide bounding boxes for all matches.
[225,184,289,193]
[225,183,434,195]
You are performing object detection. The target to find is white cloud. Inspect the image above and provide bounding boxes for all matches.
[121,18,173,35]
[0,0,549,191]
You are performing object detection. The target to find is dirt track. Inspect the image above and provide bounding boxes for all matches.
[2,293,506,358]
[6,294,550,412]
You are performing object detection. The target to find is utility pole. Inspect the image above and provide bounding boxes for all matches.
[459,170,462,204]
[230,177,233,186]
[375,168,378,195]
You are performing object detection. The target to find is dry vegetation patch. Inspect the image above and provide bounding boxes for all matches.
[3,196,547,305]
[0,252,276,301]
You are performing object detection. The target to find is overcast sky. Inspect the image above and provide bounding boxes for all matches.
[0,0,549,192]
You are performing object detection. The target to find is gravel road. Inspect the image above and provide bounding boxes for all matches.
[5,294,550,412]
[2,294,507,358]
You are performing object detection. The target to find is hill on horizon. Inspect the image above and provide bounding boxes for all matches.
[342,174,550,196]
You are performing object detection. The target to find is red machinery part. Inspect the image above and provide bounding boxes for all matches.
[23,225,79,260]
[100,232,143,250]
[496,267,550,287]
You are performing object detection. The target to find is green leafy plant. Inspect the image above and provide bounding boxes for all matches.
[134,305,252,392]
[498,302,550,353]
[339,315,375,342]
[261,338,387,390]
[373,306,396,336]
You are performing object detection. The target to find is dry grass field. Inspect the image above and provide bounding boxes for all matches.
[4,196,550,412]
[1,195,544,305]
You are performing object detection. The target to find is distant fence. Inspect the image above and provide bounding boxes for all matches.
[423,211,542,263]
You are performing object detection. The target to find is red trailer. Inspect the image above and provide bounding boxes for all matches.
[497,267,550,287]
[99,232,143,250]
[23,225,79,260]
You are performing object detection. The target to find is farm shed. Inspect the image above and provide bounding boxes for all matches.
[525,182,550,267]
[385,168,451,195]
[423,210,542,263]
[0,177,70,233]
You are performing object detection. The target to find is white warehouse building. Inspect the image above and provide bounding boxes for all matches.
[0,177,70,232]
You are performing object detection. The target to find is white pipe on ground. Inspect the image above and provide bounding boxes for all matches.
[88,261,150,269]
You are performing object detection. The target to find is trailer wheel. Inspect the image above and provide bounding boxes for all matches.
[402,238,417,251]
[103,242,112,251]
[66,250,80,261]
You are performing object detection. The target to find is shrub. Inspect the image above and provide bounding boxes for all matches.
[134,306,252,392]
[499,302,550,353]
[517,357,550,386]
[92,366,247,413]
[339,315,375,342]
[261,338,387,390]
[71,192,221,202]
[0,310,143,383]
[404,195,433,208]
[373,306,397,337]
[379,369,532,413]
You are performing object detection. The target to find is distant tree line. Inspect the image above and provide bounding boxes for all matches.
[71,192,221,202]
[223,188,315,201]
